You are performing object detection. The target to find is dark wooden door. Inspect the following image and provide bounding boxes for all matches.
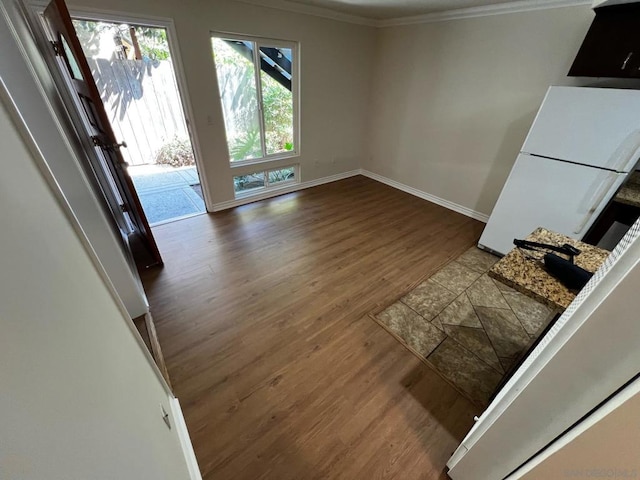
[43,0,163,268]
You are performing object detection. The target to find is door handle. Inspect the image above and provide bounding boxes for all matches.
[573,173,618,235]
[91,136,127,151]
[605,129,640,172]
[622,52,633,70]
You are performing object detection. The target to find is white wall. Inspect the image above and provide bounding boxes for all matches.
[66,0,376,206]
[1,1,149,318]
[0,87,194,479]
[366,5,594,217]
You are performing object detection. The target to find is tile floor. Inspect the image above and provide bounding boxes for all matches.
[374,247,553,406]
[129,164,206,225]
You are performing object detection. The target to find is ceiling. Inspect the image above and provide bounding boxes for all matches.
[281,0,525,20]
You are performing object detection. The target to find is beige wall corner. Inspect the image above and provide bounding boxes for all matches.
[366,5,594,217]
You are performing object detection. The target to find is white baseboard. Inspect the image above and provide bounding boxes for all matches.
[360,169,489,223]
[169,397,203,480]
[211,169,361,211]
[212,168,489,223]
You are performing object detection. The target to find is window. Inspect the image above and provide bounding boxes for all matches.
[211,34,297,164]
[234,165,297,196]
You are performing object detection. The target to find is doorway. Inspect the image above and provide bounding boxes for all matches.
[71,17,206,226]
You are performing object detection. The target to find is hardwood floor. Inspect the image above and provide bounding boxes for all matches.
[141,176,486,479]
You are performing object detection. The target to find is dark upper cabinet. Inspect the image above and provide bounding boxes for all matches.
[569,4,640,78]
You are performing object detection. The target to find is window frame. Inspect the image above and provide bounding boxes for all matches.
[211,31,300,167]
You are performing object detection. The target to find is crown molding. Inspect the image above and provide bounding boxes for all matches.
[232,0,592,28]
[232,0,378,26]
[593,0,638,7]
[378,0,592,27]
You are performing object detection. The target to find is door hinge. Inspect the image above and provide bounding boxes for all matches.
[50,40,63,57]
[120,203,129,213]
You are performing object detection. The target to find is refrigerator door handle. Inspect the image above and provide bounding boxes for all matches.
[573,172,618,235]
[606,129,640,172]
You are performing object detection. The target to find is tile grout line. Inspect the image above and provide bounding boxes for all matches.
[425,335,449,361]
[489,276,533,336]
[376,246,544,403]
[398,267,461,326]
[459,255,511,375]
[405,253,508,375]
[469,302,508,375]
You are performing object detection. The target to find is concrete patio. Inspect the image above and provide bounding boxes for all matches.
[128,165,206,225]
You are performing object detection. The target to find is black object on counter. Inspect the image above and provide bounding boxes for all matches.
[543,253,593,290]
[513,239,593,290]
[513,239,581,259]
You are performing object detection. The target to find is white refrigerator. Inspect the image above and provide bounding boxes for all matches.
[479,86,640,256]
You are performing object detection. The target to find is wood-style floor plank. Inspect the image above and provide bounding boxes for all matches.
[141,176,485,479]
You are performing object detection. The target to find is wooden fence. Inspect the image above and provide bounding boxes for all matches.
[87,57,189,166]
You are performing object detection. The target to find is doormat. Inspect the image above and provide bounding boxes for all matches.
[191,183,204,200]
[370,247,552,407]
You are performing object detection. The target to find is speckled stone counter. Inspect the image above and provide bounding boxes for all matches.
[488,227,610,311]
[615,172,640,208]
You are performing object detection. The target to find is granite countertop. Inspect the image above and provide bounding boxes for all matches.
[488,227,610,311]
[615,171,640,208]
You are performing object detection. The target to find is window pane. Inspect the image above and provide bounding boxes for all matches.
[268,167,295,185]
[212,38,262,162]
[60,34,84,81]
[234,171,265,194]
[259,46,294,155]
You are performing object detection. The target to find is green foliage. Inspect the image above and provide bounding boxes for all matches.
[154,136,195,167]
[268,167,294,183]
[213,39,260,161]
[230,71,259,133]
[234,167,294,193]
[212,38,294,160]
[229,129,261,161]
[233,172,265,192]
[72,19,170,61]
[136,27,170,61]
[261,74,294,154]
[72,19,103,57]
[212,39,244,67]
